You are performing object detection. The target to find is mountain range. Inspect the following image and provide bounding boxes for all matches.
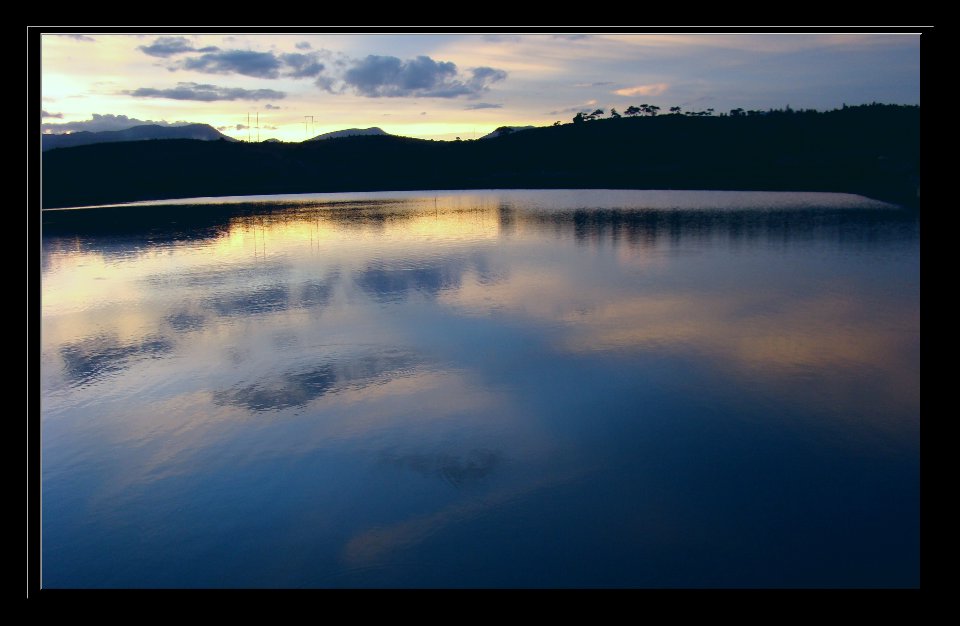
[42,123,546,150]
[42,123,235,151]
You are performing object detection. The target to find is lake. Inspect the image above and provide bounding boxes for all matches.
[40,189,920,588]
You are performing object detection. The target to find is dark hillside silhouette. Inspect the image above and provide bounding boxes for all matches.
[41,104,919,209]
[41,123,235,151]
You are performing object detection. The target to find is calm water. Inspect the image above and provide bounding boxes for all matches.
[40,190,920,588]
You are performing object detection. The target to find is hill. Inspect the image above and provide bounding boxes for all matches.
[479,126,537,140]
[305,127,390,141]
[42,123,236,151]
[40,105,920,209]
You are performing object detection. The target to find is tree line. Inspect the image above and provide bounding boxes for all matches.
[567,102,905,124]
[573,104,707,123]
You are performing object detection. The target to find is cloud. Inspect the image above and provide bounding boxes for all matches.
[471,66,508,84]
[41,110,63,119]
[126,82,286,101]
[464,103,502,110]
[482,34,521,43]
[552,34,590,41]
[138,36,201,58]
[343,55,450,96]
[180,49,283,78]
[295,41,312,50]
[614,83,670,97]
[343,55,506,98]
[314,75,338,92]
[678,95,717,108]
[549,100,600,115]
[172,48,327,80]
[166,48,502,98]
[59,34,95,42]
[574,81,615,87]
[264,103,281,110]
[217,123,274,131]
[41,113,192,133]
[225,123,278,131]
[279,52,325,78]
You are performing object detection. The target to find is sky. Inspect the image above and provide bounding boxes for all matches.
[39,31,921,142]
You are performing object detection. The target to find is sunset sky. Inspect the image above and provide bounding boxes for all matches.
[40,31,921,142]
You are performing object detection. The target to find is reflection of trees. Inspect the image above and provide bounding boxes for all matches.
[41,199,417,257]
[44,198,920,284]
[497,204,517,236]
[42,204,240,245]
[501,205,919,252]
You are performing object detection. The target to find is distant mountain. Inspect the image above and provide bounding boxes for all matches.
[479,126,537,140]
[42,123,236,151]
[305,127,390,142]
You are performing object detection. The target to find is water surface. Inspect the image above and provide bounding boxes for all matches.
[41,190,920,588]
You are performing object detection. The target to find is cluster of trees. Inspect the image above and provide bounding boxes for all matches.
[623,104,661,117]
[573,104,702,123]
[483,103,912,141]
[569,104,869,124]
[530,103,907,134]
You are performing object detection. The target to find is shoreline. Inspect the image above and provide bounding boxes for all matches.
[40,185,919,213]
[40,107,920,211]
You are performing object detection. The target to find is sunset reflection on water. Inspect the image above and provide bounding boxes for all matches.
[41,190,919,588]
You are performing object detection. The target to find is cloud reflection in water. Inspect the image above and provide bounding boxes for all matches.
[213,350,420,413]
[59,334,174,388]
[41,190,919,588]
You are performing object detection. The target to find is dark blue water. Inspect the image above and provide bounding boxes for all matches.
[40,190,920,588]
